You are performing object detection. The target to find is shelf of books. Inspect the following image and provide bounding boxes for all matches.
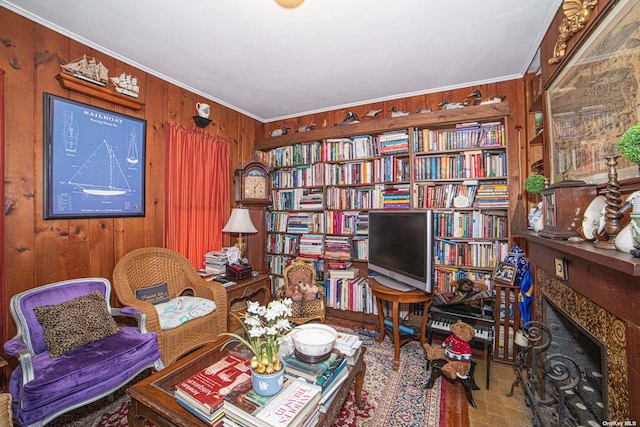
[260,104,510,317]
[413,118,509,292]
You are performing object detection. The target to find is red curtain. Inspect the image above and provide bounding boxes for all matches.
[164,121,231,268]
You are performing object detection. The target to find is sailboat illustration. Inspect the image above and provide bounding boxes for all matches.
[68,140,132,196]
[62,111,79,154]
[126,126,139,164]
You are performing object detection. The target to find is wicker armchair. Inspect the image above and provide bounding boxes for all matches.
[0,392,11,427]
[281,259,325,324]
[112,247,228,366]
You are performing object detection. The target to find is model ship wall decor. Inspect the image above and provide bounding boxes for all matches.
[57,54,145,110]
[61,55,109,87]
[110,73,140,98]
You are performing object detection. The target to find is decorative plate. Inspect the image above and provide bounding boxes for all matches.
[581,195,606,241]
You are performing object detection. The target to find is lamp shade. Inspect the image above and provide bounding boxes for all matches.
[222,208,258,234]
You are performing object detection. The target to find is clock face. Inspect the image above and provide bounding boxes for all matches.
[244,174,266,199]
[235,162,270,205]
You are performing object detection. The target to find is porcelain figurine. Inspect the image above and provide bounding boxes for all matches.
[503,243,527,286]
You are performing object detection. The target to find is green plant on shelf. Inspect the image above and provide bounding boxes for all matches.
[524,174,546,195]
[617,123,640,164]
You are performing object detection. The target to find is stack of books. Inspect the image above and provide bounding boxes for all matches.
[327,266,359,279]
[333,332,363,364]
[299,189,324,210]
[298,234,324,259]
[323,235,352,261]
[174,354,252,425]
[284,351,346,388]
[203,248,230,276]
[473,182,509,207]
[376,131,409,155]
[382,185,411,209]
[283,350,350,416]
[287,212,323,234]
[223,379,321,427]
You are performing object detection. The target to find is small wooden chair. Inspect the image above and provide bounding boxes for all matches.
[425,358,480,408]
[281,259,325,324]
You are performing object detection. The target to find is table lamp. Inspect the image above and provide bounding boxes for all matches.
[222,208,257,260]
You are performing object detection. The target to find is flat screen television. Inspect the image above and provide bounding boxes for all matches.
[368,210,434,293]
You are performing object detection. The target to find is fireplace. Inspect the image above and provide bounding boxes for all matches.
[534,268,628,421]
[542,296,608,424]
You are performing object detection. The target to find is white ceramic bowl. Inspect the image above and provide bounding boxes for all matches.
[290,324,337,358]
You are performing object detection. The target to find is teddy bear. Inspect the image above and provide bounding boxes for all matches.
[424,319,475,380]
[285,268,318,301]
[299,282,319,300]
[285,283,304,301]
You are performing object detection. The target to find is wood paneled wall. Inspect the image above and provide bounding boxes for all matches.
[0,7,531,384]
[0,8,263,365]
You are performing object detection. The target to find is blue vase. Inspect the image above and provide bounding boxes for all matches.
[504,243,527,286]
[251,361,285,396]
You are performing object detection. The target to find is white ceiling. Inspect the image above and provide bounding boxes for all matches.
[2,0,560,123]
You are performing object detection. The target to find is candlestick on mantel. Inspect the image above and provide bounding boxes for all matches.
[594,155,624,250]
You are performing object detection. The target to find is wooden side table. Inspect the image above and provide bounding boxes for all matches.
[220,273,271,332]
[368,278,433,370]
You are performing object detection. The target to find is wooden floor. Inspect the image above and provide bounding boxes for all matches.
[451,355,533,427]
[327,315,533,426]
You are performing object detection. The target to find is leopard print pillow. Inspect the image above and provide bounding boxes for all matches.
[34,290,119,358]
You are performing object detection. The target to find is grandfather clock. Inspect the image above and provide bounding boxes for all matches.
[233,161,271,273]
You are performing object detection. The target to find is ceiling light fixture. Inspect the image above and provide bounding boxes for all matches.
[275,0,304,8]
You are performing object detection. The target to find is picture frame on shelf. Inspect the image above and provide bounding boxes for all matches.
[545,0,640,185]
[492,262,517,286]
[43,93,146,219]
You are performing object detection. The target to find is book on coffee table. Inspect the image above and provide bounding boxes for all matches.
[224,379,321,427]
[284,350,344,383]
[174,353,251,416]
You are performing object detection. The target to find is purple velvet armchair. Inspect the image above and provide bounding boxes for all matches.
[3,278,161,427]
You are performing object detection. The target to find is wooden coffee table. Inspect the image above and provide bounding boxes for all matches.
[127,337,366,426]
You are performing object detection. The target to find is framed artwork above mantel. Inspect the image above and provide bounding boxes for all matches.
[545,0,640,185]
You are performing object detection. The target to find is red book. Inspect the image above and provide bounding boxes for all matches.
[174,354,251,415]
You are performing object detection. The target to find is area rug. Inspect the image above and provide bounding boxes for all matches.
[48,326,444,427]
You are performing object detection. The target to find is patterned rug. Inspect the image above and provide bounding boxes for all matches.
[48,326,444,427]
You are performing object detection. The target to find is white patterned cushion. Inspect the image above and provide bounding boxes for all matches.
[154,296,216,330]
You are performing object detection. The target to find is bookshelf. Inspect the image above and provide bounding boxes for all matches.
[257,103,511,319]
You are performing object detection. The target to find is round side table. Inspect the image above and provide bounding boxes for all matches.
[368,278,433,370]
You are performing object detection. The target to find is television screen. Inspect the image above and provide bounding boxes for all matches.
[368,210,434,293]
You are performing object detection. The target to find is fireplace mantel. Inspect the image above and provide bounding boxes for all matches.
[517,230,640,277]
[516,230,640,420]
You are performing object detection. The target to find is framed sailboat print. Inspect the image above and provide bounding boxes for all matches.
[43,93,146,219]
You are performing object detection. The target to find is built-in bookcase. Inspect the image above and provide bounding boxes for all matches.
[257,103,511,316]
